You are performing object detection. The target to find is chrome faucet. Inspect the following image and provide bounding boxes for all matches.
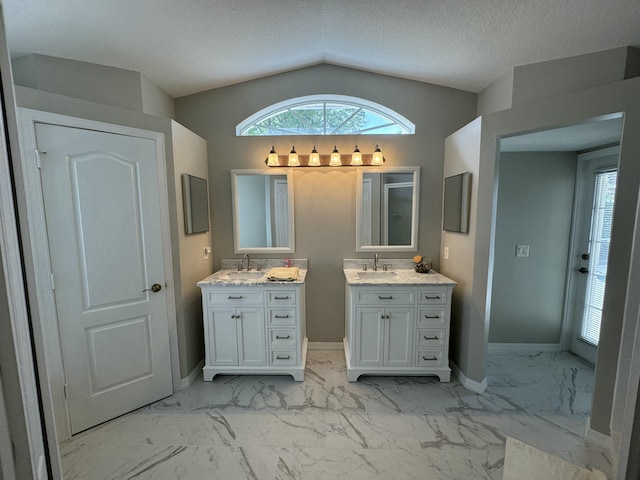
[243,253,251,271]
[373,253,379,271]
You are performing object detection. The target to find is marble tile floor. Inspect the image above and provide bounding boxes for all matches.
[61,350,611,480]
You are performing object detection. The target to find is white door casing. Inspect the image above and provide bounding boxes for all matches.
[17,109,179,440]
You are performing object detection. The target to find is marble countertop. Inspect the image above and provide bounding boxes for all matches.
[198,268,307,287]
[343,268,456,286]
[342,259,456,286]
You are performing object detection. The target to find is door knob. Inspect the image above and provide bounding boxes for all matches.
[578,267,589,274]
[143,283,162,293]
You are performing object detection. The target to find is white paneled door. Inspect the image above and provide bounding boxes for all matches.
[35,123,173,434]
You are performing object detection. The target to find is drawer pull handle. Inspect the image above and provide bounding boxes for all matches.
[275,335,291,339]
[423,335,439,340]
[425,295,441,300]
[422,355,438,361]
[276,355,291,360]
[274,314,290,319]
[424,315,440,319]
[231,314,240,319]
[378,296,393,300]
[274,296,290,300]
[228,296,243,299]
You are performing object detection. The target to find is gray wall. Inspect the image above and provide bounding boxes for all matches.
[489,151,576,343]
[171,121,211,377]
[175,64,478,342]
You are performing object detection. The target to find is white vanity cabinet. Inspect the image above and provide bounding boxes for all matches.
[343,269,455,382]
[199,274,307,381]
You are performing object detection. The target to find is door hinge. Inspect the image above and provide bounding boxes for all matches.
[35,149,46,169]
[50,273,55,290]
[63,384,68,399]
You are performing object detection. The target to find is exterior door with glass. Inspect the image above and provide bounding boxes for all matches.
[570,148,618,364]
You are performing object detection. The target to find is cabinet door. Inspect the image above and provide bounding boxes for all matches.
[355,308,384,367]
[208,307,238,366]
[385,307,413,367]
[237,307,266,366]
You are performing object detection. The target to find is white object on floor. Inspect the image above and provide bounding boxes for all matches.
[503,437,607,479]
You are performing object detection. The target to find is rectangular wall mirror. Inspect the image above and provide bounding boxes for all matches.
[182,173,210,234]
[356,166,420,252]
[443,171,471,233]
[231,169,295,253]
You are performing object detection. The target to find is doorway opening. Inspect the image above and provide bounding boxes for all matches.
[487,113,623,414]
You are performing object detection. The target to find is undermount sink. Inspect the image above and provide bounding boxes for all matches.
[225,271,266,280]
[356,271,399,280]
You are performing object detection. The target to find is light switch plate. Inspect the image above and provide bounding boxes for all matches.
[444,246,449,260]
[515,245,530,257]
[204,247,212,259]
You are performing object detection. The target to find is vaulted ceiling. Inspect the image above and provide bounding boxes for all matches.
[4,0,640,98]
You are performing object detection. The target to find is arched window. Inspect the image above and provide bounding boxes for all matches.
[236,94,415,136]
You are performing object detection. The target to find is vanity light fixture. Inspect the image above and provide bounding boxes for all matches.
[288,146,300,166]
[329,145,342,166]
[351,145,362,166]
[264,145,385,167]
[267,146,279,166]
[308,145,321,166]
[371,144,384,166]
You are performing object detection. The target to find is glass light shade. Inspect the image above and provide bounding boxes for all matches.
[308,146,321,166]
[288,146,300,167]
[371,145,384,166]
[351,145,362,165]
[267,146,279,166]
[329,145,341,166]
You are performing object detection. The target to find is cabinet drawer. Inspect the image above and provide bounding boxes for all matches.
[270,348,297,366]
[356,291,414,305]
[267,290,296,306]
[417,290,447,305]
[416,329,445,348]
[269,328,297,347]
[268,308,296,326]
[416,349,444,367]
[205,290,263,306]
[416,308,446,327]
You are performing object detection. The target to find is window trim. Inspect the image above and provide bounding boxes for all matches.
[236,94,415,136]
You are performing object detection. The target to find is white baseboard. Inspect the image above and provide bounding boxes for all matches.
[179,359,204,390]
[451,361,487,393]
[488,343,562,353]
[308,342,343,351]
[585,417,613,452]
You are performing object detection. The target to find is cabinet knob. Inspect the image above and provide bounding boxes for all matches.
[378,296,393,300]
[424,315,440,319]
[423,335,439,340]
[425,295,441,300]
[274,314,290,319]
[274,296,290,300]
[422,355,438,361]
[275,335,291,339]
[228,296,243,299]
[276,355,291,360]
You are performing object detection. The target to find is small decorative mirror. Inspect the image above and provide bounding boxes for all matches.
[356,167,420,252]
[182,173,210,234]
[443,172,471,233]
[231,169,295,253]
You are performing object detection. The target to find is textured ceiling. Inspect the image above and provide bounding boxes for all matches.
[4,0,640,98]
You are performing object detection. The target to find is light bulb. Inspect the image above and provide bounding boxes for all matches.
[308,145,321,166]
[288,146,299,167]
[371,144,384,166]
[351,145,362,165]
[329,145,341,166]
[266,146,279,166]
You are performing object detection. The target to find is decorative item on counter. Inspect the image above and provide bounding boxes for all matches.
[413,254,432,273]
[283,258,290,267]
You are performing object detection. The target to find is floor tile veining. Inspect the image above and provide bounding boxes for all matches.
[61,350,610,479]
